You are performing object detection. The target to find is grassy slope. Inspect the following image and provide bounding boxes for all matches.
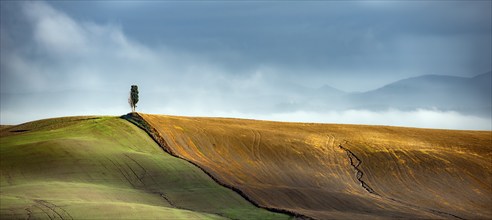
[0,116,290,220]
[141,113,492,220]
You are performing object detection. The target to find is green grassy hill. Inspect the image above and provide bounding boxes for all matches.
[0,116,290,219]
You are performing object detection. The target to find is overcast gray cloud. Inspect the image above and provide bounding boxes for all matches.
[44,1,491,88]
[1,1,491,130]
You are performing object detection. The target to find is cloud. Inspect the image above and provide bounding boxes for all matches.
[3,2,193,93]
[0,1,490,131]
[1,1,273,122]
[5,1,295,96]
[23,1,87,54]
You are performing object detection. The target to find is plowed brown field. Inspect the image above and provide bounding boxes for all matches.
[140,113,492,219]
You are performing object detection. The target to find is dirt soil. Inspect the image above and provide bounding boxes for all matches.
[140,113,492,220]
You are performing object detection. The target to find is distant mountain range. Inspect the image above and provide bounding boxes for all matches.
[274,71,492,117]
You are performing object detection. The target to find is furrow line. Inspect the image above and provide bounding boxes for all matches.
[338,144,465,220]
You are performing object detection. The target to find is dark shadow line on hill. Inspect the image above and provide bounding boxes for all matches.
[34,199,73,220]
[121,112,307,220]
[338,143,466,220]
[10,129,30,133]
[338,144,378,195]
[24,207,32,220]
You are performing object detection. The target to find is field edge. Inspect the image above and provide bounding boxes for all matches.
[120,112,305,220]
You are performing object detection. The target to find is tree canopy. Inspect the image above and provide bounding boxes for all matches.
[129,85,139,112]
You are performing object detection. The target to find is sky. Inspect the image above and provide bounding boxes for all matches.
[1,1,491,130]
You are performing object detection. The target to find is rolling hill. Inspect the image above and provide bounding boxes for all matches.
[0,116,290,219]
[1,113,491,219]
[138,113,492,219]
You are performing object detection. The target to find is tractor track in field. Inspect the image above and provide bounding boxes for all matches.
[124,154,148,183]
[34,200,73,220]
[251,129,262,161]
[109,151,239,219]
[24,208,32,220]
[106,157,137,188]
[32,205,53,220]
[102,154,149,188]
[124,163,145,186]
[156,192,177,207]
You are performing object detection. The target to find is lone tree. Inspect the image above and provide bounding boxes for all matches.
[129,85,139,112]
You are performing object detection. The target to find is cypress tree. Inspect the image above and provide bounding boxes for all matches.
[129,85,139,112]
